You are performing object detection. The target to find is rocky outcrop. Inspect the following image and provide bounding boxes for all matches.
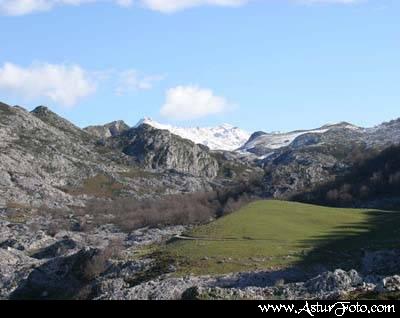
[96,267,400,300]
[110,124,220,178]
[84,120,130,140]
[260,127,367,198]
[304,269,363,295]
[0,213,188,299]
[0,248,43,298]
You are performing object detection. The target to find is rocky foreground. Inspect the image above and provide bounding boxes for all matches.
[1,209,400,300]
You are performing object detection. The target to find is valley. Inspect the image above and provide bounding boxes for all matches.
[1,101,400,300]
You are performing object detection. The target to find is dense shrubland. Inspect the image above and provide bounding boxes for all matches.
[84,175,264,232]
[293,145,400,210]
[27,175,265,234]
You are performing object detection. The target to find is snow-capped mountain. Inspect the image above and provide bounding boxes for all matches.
[135,117,251,151]
[239,122,362,156]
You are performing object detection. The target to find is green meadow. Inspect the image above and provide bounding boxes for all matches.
[165,200,400,275]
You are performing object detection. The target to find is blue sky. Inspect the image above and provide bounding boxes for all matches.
[0,0,399,133]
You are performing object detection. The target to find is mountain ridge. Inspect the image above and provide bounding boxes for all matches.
[133,117,251,151]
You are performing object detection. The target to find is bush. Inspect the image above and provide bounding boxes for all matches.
[82,239,123,281]
[33,177,264,234]
[293,145,400,209]
[78,177,263,232]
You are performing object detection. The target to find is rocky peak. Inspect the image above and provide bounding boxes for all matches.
[31,105,51,115]
[84,120,130,139]
[110,124,220,178]
[31,105,91,141]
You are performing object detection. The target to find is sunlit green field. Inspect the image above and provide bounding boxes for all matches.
[165,200,400,275]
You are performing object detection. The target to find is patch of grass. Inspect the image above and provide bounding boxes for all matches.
[65,174,124,198]
[5,214,29,224]
[4,202,33,223]
[123,249,175,288]
[124,244,159,261]
[166,200,400,275]
[6,201,30,210]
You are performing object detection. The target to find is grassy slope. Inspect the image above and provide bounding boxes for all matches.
[166,200,400,275]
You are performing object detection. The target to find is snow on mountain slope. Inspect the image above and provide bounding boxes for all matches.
[240,122,361,156]
[135,117,251,151]
[242,128,329,151]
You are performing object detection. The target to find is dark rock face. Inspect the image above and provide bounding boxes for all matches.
[31,239,77,260]
[0,239,25,251]
[10,247,99,300]
[111,124,220,178]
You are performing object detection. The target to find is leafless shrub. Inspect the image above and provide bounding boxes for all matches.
[82,239,124,281]
[32,178,263,235]
[82,181,262,232]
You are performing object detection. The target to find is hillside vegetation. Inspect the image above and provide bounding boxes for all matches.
[166,200,400,275]
[293,145,400,210]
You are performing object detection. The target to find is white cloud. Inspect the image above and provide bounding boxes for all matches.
[115,69,164,96]
[0,0,364,15]
[0,0,247,15]
[140,0,362,12]
[0,62,96,107]
[139,0,249,13]
[160,85,231,120]
[0,0,133,16]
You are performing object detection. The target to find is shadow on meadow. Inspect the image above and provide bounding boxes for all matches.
[294,209,400,271]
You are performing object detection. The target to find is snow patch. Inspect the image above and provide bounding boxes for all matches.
[135,118,250,151]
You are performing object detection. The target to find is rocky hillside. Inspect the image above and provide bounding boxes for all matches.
[249,121,400,198]
[239,122,361,156]
[0,102,124,209]
[294,145,400,210]
[0,102,254,210]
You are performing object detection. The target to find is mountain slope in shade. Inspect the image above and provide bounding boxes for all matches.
[135,117,251,151]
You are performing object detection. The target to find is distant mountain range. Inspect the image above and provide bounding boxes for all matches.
[85,118,400,157]
[2,99,400,210]
[134,117,251,151]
